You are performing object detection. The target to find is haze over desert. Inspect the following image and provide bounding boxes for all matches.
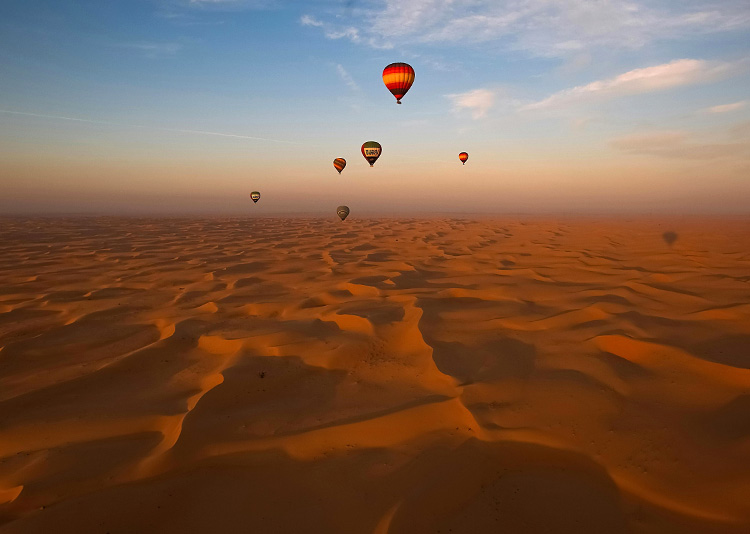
[1,216,749,533]
[2,0,750,531]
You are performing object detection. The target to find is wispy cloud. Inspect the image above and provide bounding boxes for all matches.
[301,1,750,57]
[522,59,735,111]
[300,14,323,27]
[326,27,361,42]
[157,0,273,21]
[610,130,750,160]
[299,15,392,49]
[405,53,451,72]
[446,89,495,119]
[118,41,183,58]
[185,0,273,8]
[0,109,302,144]
[705,101,747,113]
[336,64,359,91]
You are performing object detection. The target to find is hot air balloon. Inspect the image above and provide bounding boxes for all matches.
[250,191,260,203]
[333,158,346,174]
[361,141,382,167]
[459,152,469,165]
[382,62,415,104]
[337,205,350,221]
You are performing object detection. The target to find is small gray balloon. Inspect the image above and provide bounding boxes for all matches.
[337,205,350,221]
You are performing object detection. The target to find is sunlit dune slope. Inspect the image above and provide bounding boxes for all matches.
[1,216,749,533]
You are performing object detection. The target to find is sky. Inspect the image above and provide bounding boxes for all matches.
[1,0,749,215]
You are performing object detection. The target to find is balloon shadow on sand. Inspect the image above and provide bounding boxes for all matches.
[662,231,678,247]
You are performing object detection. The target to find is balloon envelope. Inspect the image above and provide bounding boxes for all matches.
[361,141,382,167]
[337,205,350,221]
[333,158,346,174]
[250,191,261,203]
[383,63,415,104]
[459,152,469,165]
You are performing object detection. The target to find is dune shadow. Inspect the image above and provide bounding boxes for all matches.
[388,438,628,534]
[702,394,750,440]
[336,302,405,325]
[428,337,536,385]
[691,334,750,369]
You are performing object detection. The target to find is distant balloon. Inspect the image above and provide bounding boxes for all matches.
[250,191,261,203]
[382,62,415,104]
[361,141,382,167]
[337,205,350,221]
[662,231,678,246]
[459,152,469,165]
[333,158,346,174]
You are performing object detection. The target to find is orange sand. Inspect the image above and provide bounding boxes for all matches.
[1,216,749,533]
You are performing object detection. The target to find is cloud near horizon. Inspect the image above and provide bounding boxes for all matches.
[610,130,750,160]
[521,59,737,111]
[444,58,744,119]
[446,89,496,119]
[706,101,747,113]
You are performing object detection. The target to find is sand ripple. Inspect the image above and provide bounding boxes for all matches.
[1,216,749,533]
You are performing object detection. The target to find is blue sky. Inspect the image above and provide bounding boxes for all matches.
[1,0,749,214]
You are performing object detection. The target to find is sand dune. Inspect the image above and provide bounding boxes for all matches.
[1,216,749,533]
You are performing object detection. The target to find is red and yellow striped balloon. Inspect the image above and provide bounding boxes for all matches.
[333,158,346,174]
[459,152,469,165]
[382,62,415,104]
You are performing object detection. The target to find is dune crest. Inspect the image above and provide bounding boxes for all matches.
[1,216,749,533]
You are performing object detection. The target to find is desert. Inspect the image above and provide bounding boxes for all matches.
[3,0,750,531]
[1,215,749,533]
